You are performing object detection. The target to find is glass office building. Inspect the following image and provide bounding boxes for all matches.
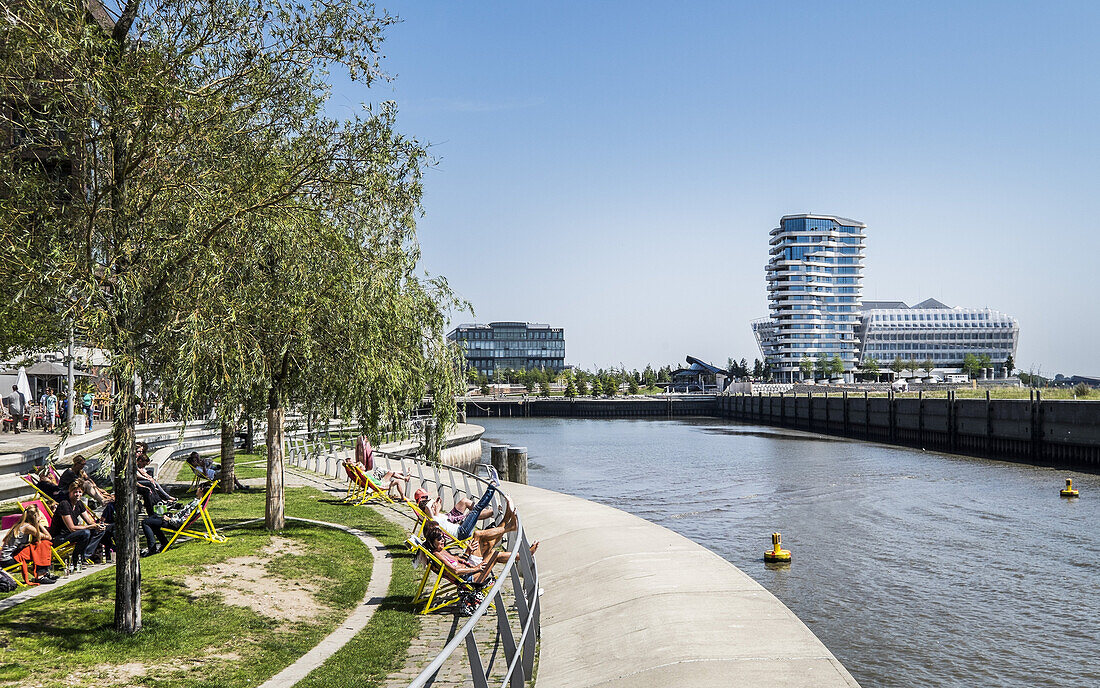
[858,299,1019,375]
[448,322,566,377]
[755,214,867,382]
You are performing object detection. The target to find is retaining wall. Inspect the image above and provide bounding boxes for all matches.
[462,395,1100,471]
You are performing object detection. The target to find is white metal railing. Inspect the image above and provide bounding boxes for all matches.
[288,433,541,687]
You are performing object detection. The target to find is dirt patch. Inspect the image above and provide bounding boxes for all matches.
[184,536,322,623]
[62,653,241,687]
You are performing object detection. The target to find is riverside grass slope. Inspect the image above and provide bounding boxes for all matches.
[0,486,421,688]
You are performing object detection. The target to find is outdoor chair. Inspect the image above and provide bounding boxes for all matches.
[407,535,498,615]
[341,460,368,503]
[20,475,59,510]
[17,500,77,570]
[162,481,227,551]
[343,462,396,506]
[402,498,474,552]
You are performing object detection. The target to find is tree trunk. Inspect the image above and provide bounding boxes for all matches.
[245,416,254,453]
[265,405,285,531]
[112,372,141,634]
[220,420,235,494]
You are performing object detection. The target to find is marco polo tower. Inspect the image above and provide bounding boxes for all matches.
[753,214,866,382]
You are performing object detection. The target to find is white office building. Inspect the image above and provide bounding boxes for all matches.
[857,299,1019,376]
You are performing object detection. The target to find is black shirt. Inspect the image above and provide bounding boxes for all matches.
[49,499,88,538]
[58,468,80,492]
[36,479,63,501]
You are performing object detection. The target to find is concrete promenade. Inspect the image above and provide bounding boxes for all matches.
[506,482,862,687]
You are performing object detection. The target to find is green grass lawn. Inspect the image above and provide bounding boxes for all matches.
[0,485,421,688]
[227,453,269,480]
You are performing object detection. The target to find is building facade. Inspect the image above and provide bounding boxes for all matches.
[755,214,867,382]
[857,299,1019,376]
[448,322,565,377]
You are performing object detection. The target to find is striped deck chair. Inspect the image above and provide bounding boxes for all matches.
[407,535,499,615]
[20,475,59,510]
[17,500,77,570]
[162,481,227,551]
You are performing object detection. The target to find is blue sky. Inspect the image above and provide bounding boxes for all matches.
[330,1,1099,375]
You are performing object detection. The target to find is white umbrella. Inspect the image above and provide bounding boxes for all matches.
[16,366,32,404]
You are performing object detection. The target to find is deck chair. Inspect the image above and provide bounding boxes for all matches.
[341,460,369,503]
[403,498,475,551]
[162,481,227,551]
[1,520,31,587]
[185,462,213,495]
[344,462,395,506]
[407,535,499,615]
[20,475,59,510]
[17,500,77,570]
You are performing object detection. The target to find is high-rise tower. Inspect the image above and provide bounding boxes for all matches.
[753,214,866,382]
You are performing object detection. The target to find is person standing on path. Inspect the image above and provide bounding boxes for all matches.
[7,385,25,434]
[45,388,58,433]
[82,390,93,430]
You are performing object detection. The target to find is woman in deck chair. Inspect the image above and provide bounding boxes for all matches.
[187,452,247,490]
[1,505,57,584]
[421,520,538,614]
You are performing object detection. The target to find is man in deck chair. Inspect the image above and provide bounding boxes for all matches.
[413,472,500,543]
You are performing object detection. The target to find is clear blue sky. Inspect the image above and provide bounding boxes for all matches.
[330,1,1099,375]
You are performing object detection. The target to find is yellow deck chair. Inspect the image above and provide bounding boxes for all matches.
[185,462,213,495]
[408,535,499,615]
[346,463,395,506]
[403,498,475,551]
[162,482,227,551]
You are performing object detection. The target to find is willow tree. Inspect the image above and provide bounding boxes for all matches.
[0,0,441,634]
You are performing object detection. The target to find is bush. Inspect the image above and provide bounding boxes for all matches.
[1073,383,1092,398]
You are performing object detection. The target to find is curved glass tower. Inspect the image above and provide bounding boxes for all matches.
[756,214,866,382]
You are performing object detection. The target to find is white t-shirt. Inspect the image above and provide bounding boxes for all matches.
[433,515,460,538]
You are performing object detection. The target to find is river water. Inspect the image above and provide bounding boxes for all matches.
[477,417,1100,688]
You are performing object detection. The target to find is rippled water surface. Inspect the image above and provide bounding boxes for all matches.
[478,417,1100,688]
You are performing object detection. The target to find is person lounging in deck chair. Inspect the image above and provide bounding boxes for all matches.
[0,505,57,585]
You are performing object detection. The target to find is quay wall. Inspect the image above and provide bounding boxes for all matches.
[463,395,1100,471]
[507,481,862,687]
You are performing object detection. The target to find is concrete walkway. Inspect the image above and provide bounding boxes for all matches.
[505,482,862,688]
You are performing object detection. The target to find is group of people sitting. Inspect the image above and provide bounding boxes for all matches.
[1,443,193,585]
[404,466,538,615]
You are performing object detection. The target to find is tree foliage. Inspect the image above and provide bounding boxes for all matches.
[0,0,460,631]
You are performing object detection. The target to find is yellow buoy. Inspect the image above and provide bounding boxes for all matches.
[764,532,791,564]
[1060,478,1079,498]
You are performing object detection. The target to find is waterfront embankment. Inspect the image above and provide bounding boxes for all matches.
[464,395,1100,470]
[506,481,861,687]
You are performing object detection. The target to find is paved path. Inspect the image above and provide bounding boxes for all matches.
[505,482,862,688]
[283,466,523,688]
